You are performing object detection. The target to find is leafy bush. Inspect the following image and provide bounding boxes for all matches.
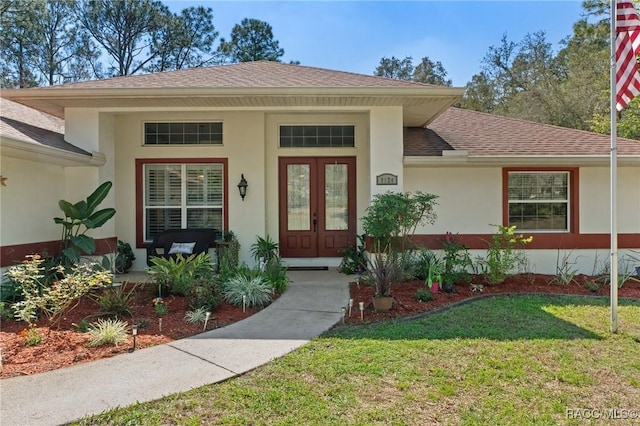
[92,283,137,318]
[7,255,111,325]
[86,318,129,347]
[261,258,290,294]
[148,252,214,296]
[218,231,240,274]
[185,307,209,324]
[362,191,438,252]
[54,181,116,266]
[187,277,222,311]
[223,275,272,309]
[338,234,367,275]
[414,249,440,281]
[0,301,14,320]
[479,225,532,285]
[441,232,473,285]
[416,288,433,302]
[250,235,279,264]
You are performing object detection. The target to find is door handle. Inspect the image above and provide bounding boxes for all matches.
[313,212,317,232]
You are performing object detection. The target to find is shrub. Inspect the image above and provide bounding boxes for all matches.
[148,252,214,296]
[187,277,222,311]
[362,191,438,252]
[261,258,290,294]
[250,235,279,264]
[416,288,433,302]
[86,318,129,347]
[441,232,473,285]
[218,231,240,274]
[54,181,116,266]
[185,307,209,324]
[413,248,439,280]
[223,275,272,309]
[480,225,532,285]
[7,256,111,325]
[338,234,367,275]
[92,283,137,318]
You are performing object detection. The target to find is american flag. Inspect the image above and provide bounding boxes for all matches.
[616,1,640,111]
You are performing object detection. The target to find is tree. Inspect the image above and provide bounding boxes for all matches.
[76,0,170,76]
[413,56,452,86]
[458,31,569,126]
[456,72,499,112]
[374,56,414,80]
[218,18,284,62]
[33,0,98,85]
[374,55,452,86]
[149,6,220,72]
[0,0,42,88]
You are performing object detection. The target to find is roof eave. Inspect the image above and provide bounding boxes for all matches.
[1,86,465,121]
[404,155,640,167]
[0,137,106,167]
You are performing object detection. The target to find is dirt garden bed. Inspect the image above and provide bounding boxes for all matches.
[1,273,639,379]
[346,273,640,324]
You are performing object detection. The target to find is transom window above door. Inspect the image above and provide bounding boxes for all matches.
[279,125,355,148]
[144,122,223,145]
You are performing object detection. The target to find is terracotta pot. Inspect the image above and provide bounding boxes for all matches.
[372,296,393,312]
[430,282,439,294]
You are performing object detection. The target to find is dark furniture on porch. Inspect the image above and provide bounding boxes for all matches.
[146,228,220,266]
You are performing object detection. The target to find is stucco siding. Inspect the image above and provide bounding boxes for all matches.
[404,166,502,234]
[1,156,66,246]
[580,166,640,234]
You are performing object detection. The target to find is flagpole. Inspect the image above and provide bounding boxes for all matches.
[610,0,619,333]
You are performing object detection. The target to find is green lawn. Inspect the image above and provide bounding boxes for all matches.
[73,295,640,426]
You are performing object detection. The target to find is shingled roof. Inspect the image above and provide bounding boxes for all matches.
[35,61,440,90]
[405,107,640,157]
[0,99,89,156]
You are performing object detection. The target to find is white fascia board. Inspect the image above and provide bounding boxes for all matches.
[404,155,640,167]
[0,137,105,167]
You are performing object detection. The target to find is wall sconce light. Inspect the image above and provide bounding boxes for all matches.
[237,174,248,201]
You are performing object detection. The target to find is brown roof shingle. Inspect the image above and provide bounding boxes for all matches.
[0,99,89,156]
[405,107,640,156]
[35,61,442,90]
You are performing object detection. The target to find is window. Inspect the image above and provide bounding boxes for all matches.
[507,171,569,231]
[144,122,222,145]
[137,160,226,244]
[279,125,355,148]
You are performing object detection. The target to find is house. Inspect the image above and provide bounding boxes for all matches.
[1,61,639,274]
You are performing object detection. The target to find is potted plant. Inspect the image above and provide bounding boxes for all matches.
[115,240,135,273]
[364,251,401,312]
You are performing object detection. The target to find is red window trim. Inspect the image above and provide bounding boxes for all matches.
[502,167,580,235]
[135,158,229,248]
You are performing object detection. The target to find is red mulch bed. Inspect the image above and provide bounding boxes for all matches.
[0,282,259,379]
[345,273,640,324]
[1,274,638,379]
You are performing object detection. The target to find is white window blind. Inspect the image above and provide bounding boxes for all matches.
[144,163,223,241]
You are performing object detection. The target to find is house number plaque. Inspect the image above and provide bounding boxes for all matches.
[376,173,398,186]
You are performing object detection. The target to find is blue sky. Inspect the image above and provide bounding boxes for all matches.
[165,1,586,87]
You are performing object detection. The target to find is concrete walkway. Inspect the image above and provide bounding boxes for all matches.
[1,269,350,426]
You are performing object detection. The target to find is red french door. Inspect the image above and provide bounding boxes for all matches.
[278,157,356,257]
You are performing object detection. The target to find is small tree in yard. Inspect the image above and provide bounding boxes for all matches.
[361,191,438,253]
